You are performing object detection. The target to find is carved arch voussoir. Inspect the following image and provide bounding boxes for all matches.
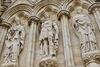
[36,4,60,16]
[1,4,33,22]
[65,0,92,13]
[32,1,61,16]
[80,0,92,9]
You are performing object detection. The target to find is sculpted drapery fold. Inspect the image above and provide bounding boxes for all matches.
[1,16,25,67]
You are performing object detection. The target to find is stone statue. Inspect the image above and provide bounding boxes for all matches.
[2,16,25,67]
[73,7,97,53]
[39,15,59,57]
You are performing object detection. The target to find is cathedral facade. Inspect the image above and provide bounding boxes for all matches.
[0,0,100,67]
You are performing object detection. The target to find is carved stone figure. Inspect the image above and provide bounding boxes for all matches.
[39,16,59,57]
[2,17,25,67]
[73,7,97,53]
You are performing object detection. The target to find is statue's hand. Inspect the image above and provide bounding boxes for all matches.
[19,42,23,54]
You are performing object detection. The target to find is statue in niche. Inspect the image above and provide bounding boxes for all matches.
[39,12,59,57]
[2,16,25,67]
[73,7,97,53]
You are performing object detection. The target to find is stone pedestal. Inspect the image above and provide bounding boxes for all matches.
[39,56,58,67]
[86,62,100,67]
[82,50,100,67]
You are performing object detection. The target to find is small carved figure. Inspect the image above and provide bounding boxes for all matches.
[39,13,59,57]
[2,16,25,66]
[73,7,97,53]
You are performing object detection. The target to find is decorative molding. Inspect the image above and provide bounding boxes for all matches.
[0,6,7,16]
[57,10,70,20]
[27,0,43,5]
[32,1,61,16]
[1,4,33,21]
[2,0,12,7]
[0,0,12,15]
[88,2,100,13]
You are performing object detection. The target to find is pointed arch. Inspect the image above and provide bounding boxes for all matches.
[32,0,61,16]
[1,4,33,22]
[64,0,92,13]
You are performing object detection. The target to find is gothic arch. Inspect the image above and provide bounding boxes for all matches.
[37,4,60,16]
[62,0,73,10]
[32,1,62,16]
[1,4,33,22]
[64,0,92,13]
[80,0,92,9]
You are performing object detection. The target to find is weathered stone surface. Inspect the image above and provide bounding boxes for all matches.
[0,0,100,67]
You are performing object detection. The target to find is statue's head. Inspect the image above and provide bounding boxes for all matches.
[73,6,89,24]
[76,6,83,14]
[15,16,20,25]
[44,12,50,19]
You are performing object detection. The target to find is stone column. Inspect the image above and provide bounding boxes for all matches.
[88,2,100,31]
[57,10,75,67]
[0,19,11,57]
[26,16,40,67]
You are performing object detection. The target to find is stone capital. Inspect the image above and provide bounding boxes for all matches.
[0,18,11,28]
[28,16,41,26]
[88,2,100,13]
[57,10,70,20]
